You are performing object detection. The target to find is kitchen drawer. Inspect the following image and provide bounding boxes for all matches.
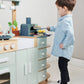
[38,48,47,59]
[0,52,15,67]
[38,37,47,48]
[38,59,46,71]
[38,70,47,82]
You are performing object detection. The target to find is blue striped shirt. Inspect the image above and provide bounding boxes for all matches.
[50,14,75,60]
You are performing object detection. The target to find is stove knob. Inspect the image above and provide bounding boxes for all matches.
[4,45,9,50]
[10,44,15,49]
[0,46,2,51]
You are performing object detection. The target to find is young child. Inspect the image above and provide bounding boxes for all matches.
[47,0,76,84]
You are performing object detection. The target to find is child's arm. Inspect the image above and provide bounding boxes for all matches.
[61,29,75,48]
[47,26,56,32]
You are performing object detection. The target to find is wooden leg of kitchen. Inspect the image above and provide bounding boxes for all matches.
[39,80,47,84]
[45,72,50,82]
[45,79,48,82]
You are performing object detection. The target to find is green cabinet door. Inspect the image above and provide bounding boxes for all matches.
[27,48,38,84]
[9,52,16,84]
[16,50,28,84]
[10,65,16,84]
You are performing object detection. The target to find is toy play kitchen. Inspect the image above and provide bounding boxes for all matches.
[0,0,51,84]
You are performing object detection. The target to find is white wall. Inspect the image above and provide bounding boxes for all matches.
[0,0,57,28]
[0,1,12,33]
[0,0,57,30]
[17,0,57,28]
[72,0,84,60]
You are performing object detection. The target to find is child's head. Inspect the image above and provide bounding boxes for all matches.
[55,0,76,17]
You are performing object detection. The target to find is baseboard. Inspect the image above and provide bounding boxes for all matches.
[47,55,84,68]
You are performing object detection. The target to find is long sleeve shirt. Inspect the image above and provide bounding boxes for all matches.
[50,14,75,60]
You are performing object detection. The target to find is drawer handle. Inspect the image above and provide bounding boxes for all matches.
[41,42,45,45]
[42,64,45,67]
[24,63,27,75]
[0,58,9,64]
[42,75,46,78]
[42,53,45,55]
[29,62,32,73]
[0,68,9,75]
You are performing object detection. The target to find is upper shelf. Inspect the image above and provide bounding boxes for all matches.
[11,0,21,1]
[11,0,21,6]
[3,0,21,6]
[3,0,21,1]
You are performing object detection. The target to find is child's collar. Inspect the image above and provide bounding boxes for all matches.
[58,14,72,21]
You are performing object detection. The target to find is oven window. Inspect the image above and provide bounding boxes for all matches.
[0,73,10,84]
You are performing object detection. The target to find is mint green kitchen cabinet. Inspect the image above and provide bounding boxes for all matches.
[37,37,47,48]
[16,49,28,84]
[10,65,16,84]
[38,59,46,71]
[27,48,38,84]
[16,48,38,84]
[37,37,48,83]
[0,37,49,84]
[38,48,47,60]
[0,52,16,84]
[38,70,47,82]
[0,52,15,68]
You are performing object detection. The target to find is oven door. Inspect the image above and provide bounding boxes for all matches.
[0,67,10,84]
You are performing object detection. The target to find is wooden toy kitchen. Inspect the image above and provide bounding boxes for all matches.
[0,0,51,84]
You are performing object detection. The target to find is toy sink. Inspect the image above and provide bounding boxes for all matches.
[12,37,35,50]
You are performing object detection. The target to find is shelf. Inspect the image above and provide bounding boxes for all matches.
[3,0,20,1]
[11,0,21,1]
[2,0,21,6]
[12,0,20,6]
[46,63,51,69]
[38,54,51,61]
[39,45,51,50]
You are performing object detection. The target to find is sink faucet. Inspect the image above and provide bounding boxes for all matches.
[9,25,16,37]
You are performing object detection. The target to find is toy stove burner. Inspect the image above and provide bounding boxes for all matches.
[0,35,11,40]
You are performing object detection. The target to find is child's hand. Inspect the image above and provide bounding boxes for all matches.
[60,44,64,49]
[47,26,50,31]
